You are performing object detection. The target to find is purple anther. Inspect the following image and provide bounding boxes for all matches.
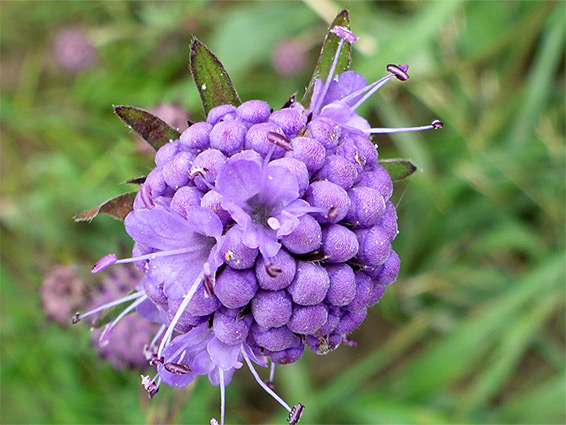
[71,312,81,324]
[288,403,305,425]
[266,264,283,278]
[203,275,215,297]
[148,387,159,399]
[267,131,293,151]
[330,26,358,44]
[91,253,117,274]
[164,362,191,375]
[141,375,157,393]
[431,119,443,129]
[386,64,409,81]
[327,206,338,222]
[210,419,220,425]
[265,379,276,390]
[149,355,164,365]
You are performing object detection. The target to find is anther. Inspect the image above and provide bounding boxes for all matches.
[265,380,276,390]
[92,253,117,274]
[330,26,358,44]
[288,403,305,424]
[210,419,220,425]
[282,94,296,109]
[266,264,282,278]
[72,312,81,324]
[342,336,357,347]
[386,64,409,81]
[267,131,293,151]
[139,184,154,209]
[327,206,338,222]
[164,362,191,375]
[149,355,164,366]
[189,166,209,180]
[431,119,443,129]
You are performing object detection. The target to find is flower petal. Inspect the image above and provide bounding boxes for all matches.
[261,164,299,210]
[184,206,223,238]
[216,159,261,205]
[207,337,241,371]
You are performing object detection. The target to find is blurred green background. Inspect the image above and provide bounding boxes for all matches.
[1,1,564,424]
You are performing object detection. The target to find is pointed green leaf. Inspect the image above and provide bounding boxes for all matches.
[93,289,137,328]
[301,9,352,107]
[378,159,417,181]
[74,192,137,222]
[190,38,241,116]
[114,106,180,151]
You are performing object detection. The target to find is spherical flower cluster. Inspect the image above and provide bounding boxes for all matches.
[76,24,441,425]
[41,264,86,325]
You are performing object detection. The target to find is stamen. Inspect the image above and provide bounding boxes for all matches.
[267,217,281,230]
[91,253,117,273]
[157,271,204,358]
[149,355,164,366]
[342,336,357,347]
[363,119,443,134]
[267,131,293,151]
[210,419,220,425]
[241,347,294,413]
[282,94,296,109]
[330,26,358,44]
[312,38,345,115]
[99,295,147,347]
[327,206,338,222]
[189,166,209,180]
[203,275,215,297]
[386,64,409,81]
[72,290,145,323]
[163,362,191,375]
[219,369,226,425]
[266,264,282,278]
[146,324,166,357]
[288,404,305,425]
[265,361,276,389]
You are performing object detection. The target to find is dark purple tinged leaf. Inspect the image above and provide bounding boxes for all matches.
[301,9,352,106]
[377,159,418,182]
[74,192,137,222]
[114,106,181,151]
[190,38,241,116]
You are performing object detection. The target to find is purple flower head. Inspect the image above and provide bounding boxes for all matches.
[41,264,86,325]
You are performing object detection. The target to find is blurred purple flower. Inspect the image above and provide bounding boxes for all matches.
[53,27,97,73]
[271,39,308,76]
[41,264,86,325]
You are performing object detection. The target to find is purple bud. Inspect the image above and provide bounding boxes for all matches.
[375,250,400,286]
[357,165,393,201]
[335,308,367,334]
[324,264,356,307]
[344,187,385,228]
[367,281,386,308]
[255,248,296,291]
[170,186,203,218]
[212,307,252,345]
[220,226,259,269]
[186,284,222,316]
[207,104,237,125]
[269,157,309,196]
[314,306,341,336]
[280,214,322,254]
[287,261,330,306]
[180,122,213,150]
[270,342,305,365]
[305,117,341,154]
[346,272,374,312]
[378,201,398,241]
[251,290,293,328]
[287,303,329,335]
[145,167,168,198]
[320,224,359,263]
[304,180,350,224]
[155,141,180,167]
[215,268,258,309]
[355,226,391,267]
[190,148,226,191]
[237,100,271,124]
[285,136,326,173]
[269,108,307,137]
[316,155,358,189]
[245,122,286,158]
[338,132,378,171]
[201,190,231,226]
[251,323,301,351]
[209,119,247,155]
